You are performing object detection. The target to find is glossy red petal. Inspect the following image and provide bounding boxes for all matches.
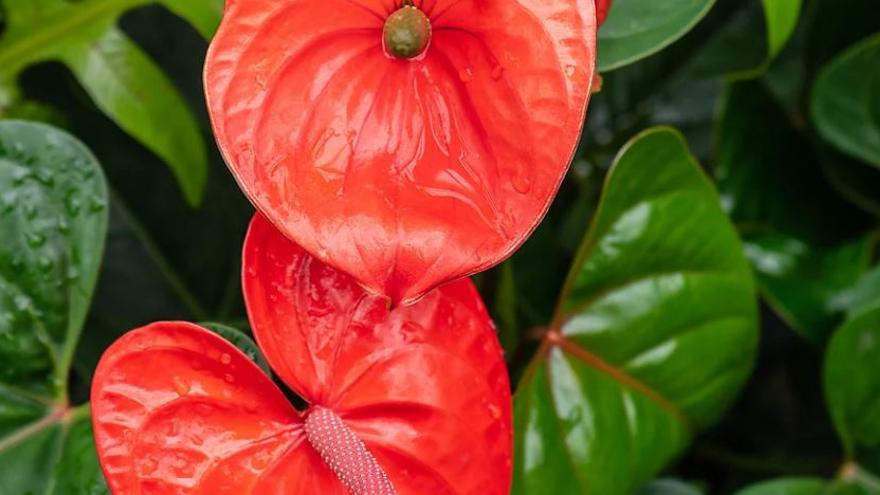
[206,0,597,305]
[90,322,346,494]
[242,214,513,495]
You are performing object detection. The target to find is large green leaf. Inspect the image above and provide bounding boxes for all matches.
[825,306,880,474]
[735,478,867,495]
[639,479,704,495]
[687,0,802,79]
[0,120,108,493]
[811,34,880,170]
[0,0,223,205]
[716,81,873,344]
[512,128,758,495]
[597,0,716,72]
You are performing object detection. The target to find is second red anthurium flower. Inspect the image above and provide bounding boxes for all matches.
[204,0,598,306]
[91,215,512,494]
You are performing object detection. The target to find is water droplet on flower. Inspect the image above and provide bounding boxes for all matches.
[220,353,232,365]
[458,67,474,82]
[565,65,577,78]
[511,171,531,194]
[173,376,190,396]
[491,65,504,80]
[488,403,502,419]
[224,373,235,383]
[141,458,158,475]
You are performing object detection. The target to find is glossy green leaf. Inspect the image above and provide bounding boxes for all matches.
[744,234,873,344]
[811,34,880,170]
[0,0,221,205]
[688,0,802,79]
[0,120,108,493]
[512,128,758,495]
[597,0,716,72]
[825,306,880,472]
[201,322,270,375]
[716,81,873,343]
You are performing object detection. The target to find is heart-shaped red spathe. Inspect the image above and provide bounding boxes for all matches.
[204,0,597,306]
[91,214,513,494]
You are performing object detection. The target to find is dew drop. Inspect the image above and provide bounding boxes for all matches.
[88,196,107,213]
[491,64,504,80]
[66,194,81,215]
[25,232,46,248]
[565,65,577,78]
[220,353,232,365]
[511,171,531,194]
[224,373,235,383]
[458,67,474,82]
[173,376,190,396]
[141,458,158,475]
[488,403,502,419]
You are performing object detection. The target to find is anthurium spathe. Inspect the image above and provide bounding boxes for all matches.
[90,214,513,494]
[204,0,598,306]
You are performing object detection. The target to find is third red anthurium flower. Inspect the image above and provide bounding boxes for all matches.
[91,214,512,494]
[204,0,598,306]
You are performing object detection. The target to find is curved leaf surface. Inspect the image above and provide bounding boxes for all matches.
[0,120,108,492]
[825,306,880,474]
[597,0,715,72]
[0,0,218,205]
[205,0,597,306]
[512,128,758,494]
[811,34,880,170]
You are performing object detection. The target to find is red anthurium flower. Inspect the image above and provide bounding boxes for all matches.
[596,0,612,26]
[91,214,512,494]
[204,0,598,306]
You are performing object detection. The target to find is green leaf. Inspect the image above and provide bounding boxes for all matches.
[0,0,220,205]
[639,479,704,495]
[0,120,108,493]
[512,128,758,495]
[811,34,880,170]
[735,478,835,495]
[687,0,802,79]
[716,81,873,343]
[201,322,270,375]
[736,477,875,495]
[597,0,716,72]
[825,306,880,472]
[744,234,873,344]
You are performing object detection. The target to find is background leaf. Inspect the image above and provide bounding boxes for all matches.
[597,0,715,72]
[715,80,873,344]
[0,120,107,493]
[811,34,880,170]
[512,128,758,494]
[824,305,880,475]
[687,0,802,79]
[0,0,221,205]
